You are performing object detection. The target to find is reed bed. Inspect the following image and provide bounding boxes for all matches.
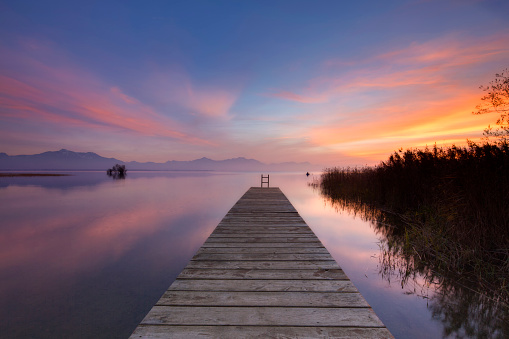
[319,142,509,301]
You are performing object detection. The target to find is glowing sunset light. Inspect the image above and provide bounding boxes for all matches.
[1,1,508,165]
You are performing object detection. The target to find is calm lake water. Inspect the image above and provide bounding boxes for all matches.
[0,171,505,338]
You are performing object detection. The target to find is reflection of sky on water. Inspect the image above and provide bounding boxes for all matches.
[276,174,444,339]
[290,176,508,339]
[0,171,476,338]
[0,172,256,338]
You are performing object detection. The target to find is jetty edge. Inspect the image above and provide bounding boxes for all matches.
[130,187,393,338]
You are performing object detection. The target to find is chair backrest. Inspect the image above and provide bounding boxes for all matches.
[261,174,269,187]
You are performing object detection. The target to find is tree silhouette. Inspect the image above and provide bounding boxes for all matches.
[473,68,509,143]
[107,164,126,179]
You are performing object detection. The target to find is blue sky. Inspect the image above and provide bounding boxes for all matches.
[1,0,508,165]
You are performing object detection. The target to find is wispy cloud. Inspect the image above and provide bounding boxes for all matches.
[269,32,509,105]
[142,67,238,119]
[268,90,328,104]
[186,88,237,118]
[0,38,236,150]
[374,33,507,67]
[260,32,509,164]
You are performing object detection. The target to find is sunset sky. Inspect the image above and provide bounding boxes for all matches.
[1,1,508,166]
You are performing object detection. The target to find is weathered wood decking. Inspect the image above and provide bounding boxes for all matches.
[130,187,393,338]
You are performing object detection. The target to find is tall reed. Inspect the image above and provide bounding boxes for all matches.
[319,141,509,300]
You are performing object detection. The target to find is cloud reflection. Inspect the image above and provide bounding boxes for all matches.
[0,175,232,293]
[0,172,256,337]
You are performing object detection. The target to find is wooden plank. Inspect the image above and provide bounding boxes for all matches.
[213,226,313,230]
[208,233,316,238]
[131,326,394,339]
[168,279,357,292]
[192,253,335,261]
[211,230,315,235]
[140,306,385,327]
[205,237,322,243]
[176,268,349,280]
[224,216,304,219]
[219,219,307,223]
[129,187,392,338]
[212,226,313,233]
[156,291,369,307]
[201,242,325,248]
[196,247,330,254]
[225,211,301,213]
[216,220,307,223]
[218,220,308,224]
[217,224,310,228]
[186,260,339,269]
[222,214,303,217]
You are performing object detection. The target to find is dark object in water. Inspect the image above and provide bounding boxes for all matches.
[107,164,127,179]
[306,172,310,177]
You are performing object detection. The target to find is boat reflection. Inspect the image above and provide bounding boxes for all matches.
[315,189,508,338]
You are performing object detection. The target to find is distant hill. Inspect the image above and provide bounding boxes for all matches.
[0,149,322,172]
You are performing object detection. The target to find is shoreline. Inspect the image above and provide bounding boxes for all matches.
[0,173,71,177]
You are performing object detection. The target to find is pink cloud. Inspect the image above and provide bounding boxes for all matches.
[271,32,509,105]
[268,90,328,104]
[186,88,237,117]
[258,31,509,165]
[375,33,507,68]
[221,32,509,166]
[110,87,139,105]
[265,66,446,105]
[143,68,238,118]
[262,31,509,160]
[0,39,215,147]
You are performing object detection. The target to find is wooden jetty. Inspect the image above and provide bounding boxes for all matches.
[130,187,393,338]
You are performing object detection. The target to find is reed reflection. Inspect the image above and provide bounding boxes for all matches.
[312,183,509,338]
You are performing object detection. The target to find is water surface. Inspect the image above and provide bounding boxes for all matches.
[1,171,504,338]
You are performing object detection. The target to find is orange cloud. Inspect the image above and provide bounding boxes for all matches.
[262,32,509,165]
[308,92,494,165]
